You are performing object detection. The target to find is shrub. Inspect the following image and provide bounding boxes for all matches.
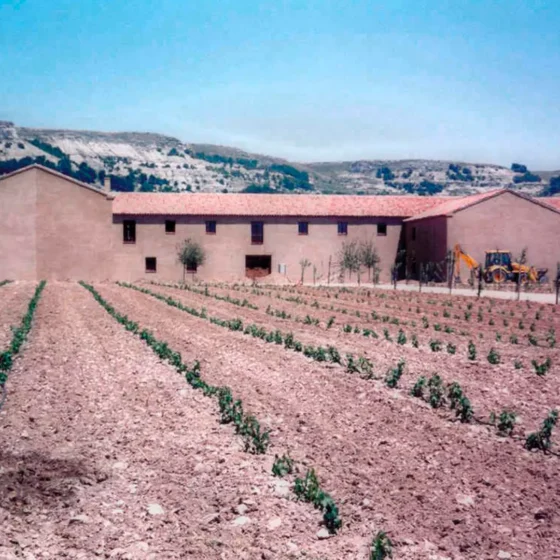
[428,374,445,408]
[446,343,456,354]
[411,334,419,348]
[525,410,558,452]
[456,396,473,423]
[397,329,407,345]
[467,341,477,360]
[447,382,463,409]
[294,469,342,533]
[326,316,335,329]
[532,357,552,376]
[411,376,427,398]
[385,359,405,388]
[491,410,517,436]
[370,531,393,560]
[272,453,294,477]
[429,339,442,352]
[487,348,500,365]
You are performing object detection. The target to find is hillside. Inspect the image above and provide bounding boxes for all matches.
[0,120,558,196]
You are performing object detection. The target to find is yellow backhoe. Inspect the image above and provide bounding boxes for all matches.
[453,244,548,285]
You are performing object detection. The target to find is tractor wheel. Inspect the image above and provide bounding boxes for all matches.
[492,267,507,284]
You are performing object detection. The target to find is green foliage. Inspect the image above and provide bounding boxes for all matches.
[546,328,556,348]
[429,339,442,352]
[513,171,541,183]
[0,280,46,387]
[525,410,558,452]
[177,238,206,270]
[80,282,271,455]
[397,329,407,345]
[428,374,445,408]
[385,359,405,388]
[514,359,523,370]
[447,382,463,409]
[293,469,342,533]
[411,334,419,348]
[487,347,500,365]
[326,316,335,329]
[370,531,393,560]
[446,343,456,354]
[411,376,427,398]
[272,453,294,477]
[456,396,473,423]
[531,357,552,376]
[491,410,517,436]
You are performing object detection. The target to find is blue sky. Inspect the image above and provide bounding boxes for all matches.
[1,0,559,168]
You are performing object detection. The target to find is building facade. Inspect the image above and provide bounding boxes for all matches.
[1,165,560,283]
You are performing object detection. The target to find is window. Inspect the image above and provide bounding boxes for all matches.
[412,227,416,241]
[337,222,348,236]
[251,221,264,244]
[298,221,309,235]
[145,257,157,273]
[206,220,217,234]
[123,220,136,243]
[165,220,176,234]
[377,223,387,236]
[186,262,197,273]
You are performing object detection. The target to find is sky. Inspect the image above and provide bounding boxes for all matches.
[1,0,559,168]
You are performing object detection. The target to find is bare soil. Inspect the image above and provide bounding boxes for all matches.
[147,283,560,430]
[95,282,560,559]
[0,283,334,560]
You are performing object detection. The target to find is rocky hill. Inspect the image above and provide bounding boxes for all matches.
[0,120,558,196]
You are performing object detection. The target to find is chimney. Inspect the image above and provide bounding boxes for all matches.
[104,176,111,192]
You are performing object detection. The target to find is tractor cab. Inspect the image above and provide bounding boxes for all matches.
[485,250,512,270]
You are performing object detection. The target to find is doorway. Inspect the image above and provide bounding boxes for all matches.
[245,255,271,278]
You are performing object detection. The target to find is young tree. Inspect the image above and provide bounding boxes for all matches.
[359,239,380,283]
[299,258,312,284]
[338,240,360,282]
[177,238,206,281]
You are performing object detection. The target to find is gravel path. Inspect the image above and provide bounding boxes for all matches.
[98,283,560,560]
[0,281,37,350]
[0,282,331,560]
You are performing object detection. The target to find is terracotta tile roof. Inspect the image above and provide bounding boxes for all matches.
[541,197,560,209]
[112,192,450,218]
[404,189,512,221]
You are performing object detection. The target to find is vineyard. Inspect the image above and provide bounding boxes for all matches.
[0,280,559,559]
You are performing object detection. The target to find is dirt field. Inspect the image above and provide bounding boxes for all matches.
[0,283,338,560]
[1,281,559,559]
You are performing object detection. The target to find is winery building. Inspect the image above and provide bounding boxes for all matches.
[1,164,560,283]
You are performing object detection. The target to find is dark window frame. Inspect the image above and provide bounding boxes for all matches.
[298,221,309,235]
[251,221,264,244]
[145,257,157,273]
[206,220,217,234]
[123,220,136,244]
[165,220,176,234]
[337,221,348,236]
[377,223,387,236]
